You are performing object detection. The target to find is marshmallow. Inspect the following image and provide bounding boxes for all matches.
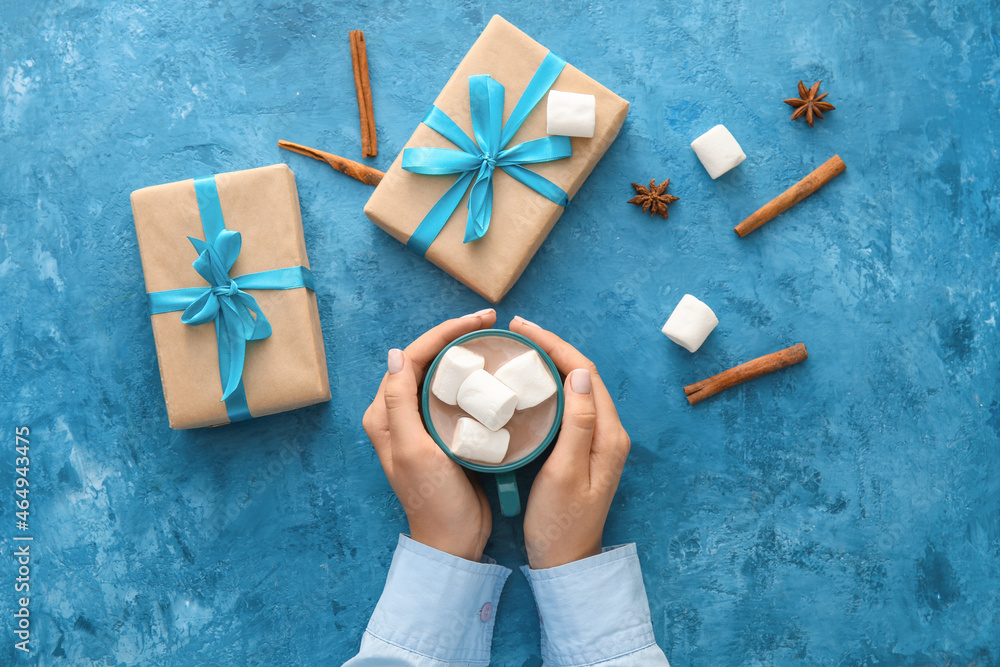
[661,294,719,353]
[431,345,485,405]
[450,418,510,464]
[494,350,557,410]
[690,125,746,179]
[457,369,519,431]
[546,90,596,138]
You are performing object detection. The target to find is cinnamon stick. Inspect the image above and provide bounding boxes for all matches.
[349,30,377,158]
[278,140,384,186]
[684,343,808,405]
[734,155,845,237]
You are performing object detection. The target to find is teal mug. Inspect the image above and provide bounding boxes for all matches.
[422,329,564,517]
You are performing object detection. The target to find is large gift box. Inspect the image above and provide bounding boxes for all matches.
[364,15,630,303]
[131,164,331,429]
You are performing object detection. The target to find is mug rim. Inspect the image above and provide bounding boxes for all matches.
[421,328,565,473]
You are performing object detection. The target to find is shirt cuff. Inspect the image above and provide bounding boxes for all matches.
[521,544,657,666]
[366,534,512,665]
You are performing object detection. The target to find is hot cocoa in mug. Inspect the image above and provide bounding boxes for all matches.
[422,329,564,516]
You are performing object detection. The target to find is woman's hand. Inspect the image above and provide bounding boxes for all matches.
[510,316,632,570]
[362,310,497,562]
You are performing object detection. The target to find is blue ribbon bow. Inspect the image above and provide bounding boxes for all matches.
[401,51,572,255]
[180,230,271,402]
[146,176,315,423]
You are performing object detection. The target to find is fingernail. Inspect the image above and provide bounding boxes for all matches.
[513,315,538,327]
[570,368,591,394]
[388,348,404,375]
[462,308,494,319]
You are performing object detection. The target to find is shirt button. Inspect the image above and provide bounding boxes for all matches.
[480,602,493,622]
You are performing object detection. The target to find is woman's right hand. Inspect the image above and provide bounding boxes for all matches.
[362,310,498,562]
[510,316,632,570]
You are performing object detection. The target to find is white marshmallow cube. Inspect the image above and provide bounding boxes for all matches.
[661,294,719,353]
[450,418,510,464]
[690,125,746,179]
[493,350,557,410]
[431,345,485,405]
[546,90,596,138]
[457,369,519,431]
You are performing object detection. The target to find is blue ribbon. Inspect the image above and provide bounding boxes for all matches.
[146,176,315,423]
[401,51,572,255]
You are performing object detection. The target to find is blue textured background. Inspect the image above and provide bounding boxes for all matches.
[2,0,998,664]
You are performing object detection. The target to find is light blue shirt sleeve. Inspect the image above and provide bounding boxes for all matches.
[343,534,512,666]
[521,544,670,666]
[344,538,668,666]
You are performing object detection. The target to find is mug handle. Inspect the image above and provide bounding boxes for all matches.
[495,471,521,517]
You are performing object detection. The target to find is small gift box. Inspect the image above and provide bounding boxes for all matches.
[364,15,629,303]
[131,164,331,429]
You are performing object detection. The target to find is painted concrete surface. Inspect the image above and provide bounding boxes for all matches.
[1,0,998,664]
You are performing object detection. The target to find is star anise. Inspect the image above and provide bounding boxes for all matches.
[784,80,835,127]
[628,179,679,219]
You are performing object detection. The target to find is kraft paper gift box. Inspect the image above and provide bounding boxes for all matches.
[131,164,331,429]
[364,15,630,303]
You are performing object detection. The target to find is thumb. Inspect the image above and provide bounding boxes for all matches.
[383,348,425,438]
[547,368,597,477]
